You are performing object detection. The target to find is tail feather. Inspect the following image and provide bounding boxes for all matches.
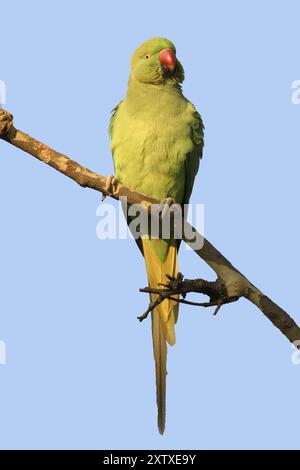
[151,309,167,434]
[142,239,179,434]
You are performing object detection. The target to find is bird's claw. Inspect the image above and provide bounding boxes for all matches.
[166,272,184,290]
[158,273,183,291]
[102,174,118,201]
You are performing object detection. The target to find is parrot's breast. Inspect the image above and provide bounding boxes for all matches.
[111,88,196,204]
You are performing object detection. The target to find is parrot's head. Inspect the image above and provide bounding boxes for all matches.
[130,37,185,85]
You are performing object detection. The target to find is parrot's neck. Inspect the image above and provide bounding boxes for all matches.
[126,76,183,102]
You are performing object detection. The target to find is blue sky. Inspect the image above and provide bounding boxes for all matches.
[0,0,300,449]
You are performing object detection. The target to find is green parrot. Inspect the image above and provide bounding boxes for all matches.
[109,37,204,434]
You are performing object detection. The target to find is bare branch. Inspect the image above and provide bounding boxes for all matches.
[139,274,239,320]
[1,108,299,348]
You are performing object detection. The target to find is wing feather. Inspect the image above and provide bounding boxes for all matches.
[183,107,204,207]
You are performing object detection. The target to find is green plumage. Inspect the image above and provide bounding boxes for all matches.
[108,38,204,434]
[109,37,204,261]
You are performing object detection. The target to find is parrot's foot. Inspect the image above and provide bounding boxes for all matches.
[159,272,184,291]
[102,174,118,201]
[158,197,176,219]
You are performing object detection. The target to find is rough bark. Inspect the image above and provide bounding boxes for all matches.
[0,108,299,347]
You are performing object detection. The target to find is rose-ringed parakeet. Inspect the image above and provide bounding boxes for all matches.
[109,37,204,434]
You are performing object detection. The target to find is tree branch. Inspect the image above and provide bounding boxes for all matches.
[138,273,240,321]
[0,109,299,348]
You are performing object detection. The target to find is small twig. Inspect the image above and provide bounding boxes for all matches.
[167,296,219,308]
[137,296,166,322]
[138,273,240,321]
[137,292,219,322]
[213,301,223,316]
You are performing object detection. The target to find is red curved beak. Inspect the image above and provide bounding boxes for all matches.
[159,48,176,71]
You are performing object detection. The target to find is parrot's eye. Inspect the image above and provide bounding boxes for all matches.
[145,54,150,60]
